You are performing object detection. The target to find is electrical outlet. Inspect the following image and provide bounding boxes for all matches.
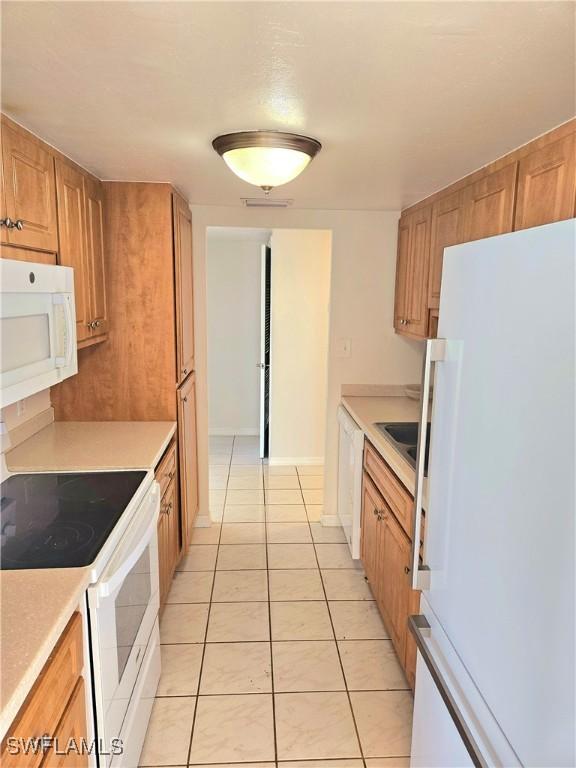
[16,399,26,417]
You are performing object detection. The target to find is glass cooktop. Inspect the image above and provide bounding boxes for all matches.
[0,471,147,570]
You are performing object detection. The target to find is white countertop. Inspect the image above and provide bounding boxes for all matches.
[341,394,429,507]
[0,420,176,739]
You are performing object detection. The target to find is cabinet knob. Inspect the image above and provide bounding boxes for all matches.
[14,219,24,231]
[182,368,188,375]
[0,217,13,228]
[94,320,101,328]
[404,565,411,574]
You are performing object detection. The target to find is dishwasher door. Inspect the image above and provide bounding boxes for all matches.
[337,405,364,559]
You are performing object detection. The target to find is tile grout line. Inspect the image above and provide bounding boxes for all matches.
[186,437,231,765]
[263,456,279,765]
[298,466,368,768]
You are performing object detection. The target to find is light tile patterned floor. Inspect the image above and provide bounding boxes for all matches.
[140,435,413,768]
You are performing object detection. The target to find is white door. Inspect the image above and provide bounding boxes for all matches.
[419,220,575,766]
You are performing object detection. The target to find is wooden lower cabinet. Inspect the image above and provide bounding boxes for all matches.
[360,448,422,690]
[43,679,88,768]
[361,474,384,601]
[178,373,199,549]
[377,505,413,662]
[1,613,87,768]
[155,440,181,606]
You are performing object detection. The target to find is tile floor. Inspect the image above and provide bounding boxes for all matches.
[140,435,413,768]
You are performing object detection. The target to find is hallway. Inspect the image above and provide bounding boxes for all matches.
[140,435,413,767]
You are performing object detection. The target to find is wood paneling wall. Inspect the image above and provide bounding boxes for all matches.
[51,182,178,421]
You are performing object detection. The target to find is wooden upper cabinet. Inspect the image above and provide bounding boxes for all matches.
[84,175,108,339]
[460,162,517,243]
[173,193,194,384]
[514,134,576,231]
[55,160,108,347]
[395,206,431,338]
[428,190,465,310]
[178,372,199,549]
[1,121,58,252]
[393,217,410,332]
[55,159,91,343]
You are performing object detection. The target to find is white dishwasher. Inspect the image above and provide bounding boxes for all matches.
[337,404,364,559]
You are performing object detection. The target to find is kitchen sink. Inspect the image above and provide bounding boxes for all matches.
[374,421,431,476]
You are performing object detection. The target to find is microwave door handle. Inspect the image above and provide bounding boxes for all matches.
[98,488,160,598]
[53,294,74,369]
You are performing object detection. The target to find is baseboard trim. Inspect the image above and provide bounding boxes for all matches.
[320,514,341,527]
[268,456,324,466]
[209,427,259,437]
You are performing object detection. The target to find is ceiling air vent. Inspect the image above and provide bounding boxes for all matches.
[242,197,293,208]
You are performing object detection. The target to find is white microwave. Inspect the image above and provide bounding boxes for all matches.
[1,258,78,407]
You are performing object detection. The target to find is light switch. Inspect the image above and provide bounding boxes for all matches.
[335,338,352,358]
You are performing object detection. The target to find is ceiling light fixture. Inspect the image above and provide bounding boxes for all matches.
[212,131,321,193]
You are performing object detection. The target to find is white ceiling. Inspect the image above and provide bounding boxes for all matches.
[2,2,575,210]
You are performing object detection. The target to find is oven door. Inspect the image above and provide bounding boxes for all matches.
[87,482,160,767]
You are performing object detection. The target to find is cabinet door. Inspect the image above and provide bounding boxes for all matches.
[84,175,108,338]
[157,511,169,606]
[178,373,199,549]
[395,207,431,338]
[514,134,576,231]
[404,206,432,337]
[428,190,465,310]
[393,216,410,332]
[1,122,58,252]
[361,472,383,601]
[460,162,517,242]
[43,678,88,768]
[55,159,91,344]
[173,194,194,385]
[378,507,412,664]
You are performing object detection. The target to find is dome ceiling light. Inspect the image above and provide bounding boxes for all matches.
[212,130,322,194]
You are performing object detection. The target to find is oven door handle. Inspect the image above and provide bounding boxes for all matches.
[98,483,160,598]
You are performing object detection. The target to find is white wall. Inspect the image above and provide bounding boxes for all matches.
[191,205,424,525]
[206,233,265,435]
[269,229,331,464]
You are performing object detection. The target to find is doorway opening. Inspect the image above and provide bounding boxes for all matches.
[206,227,332,466]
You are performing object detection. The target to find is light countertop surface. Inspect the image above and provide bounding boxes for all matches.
[1,420,176,740]
[6,420,176,472]
[341,394,429,506]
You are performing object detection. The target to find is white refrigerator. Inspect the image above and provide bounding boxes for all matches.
[409,219,575,768]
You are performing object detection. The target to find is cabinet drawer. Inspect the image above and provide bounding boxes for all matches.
[155,440,177,499]
[2,613,83,768]
[363,441,413,538]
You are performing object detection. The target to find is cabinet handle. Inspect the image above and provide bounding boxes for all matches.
[0,218,24,230]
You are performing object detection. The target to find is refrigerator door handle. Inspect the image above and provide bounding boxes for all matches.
[410,338,446,590]
[408,615,488,768]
